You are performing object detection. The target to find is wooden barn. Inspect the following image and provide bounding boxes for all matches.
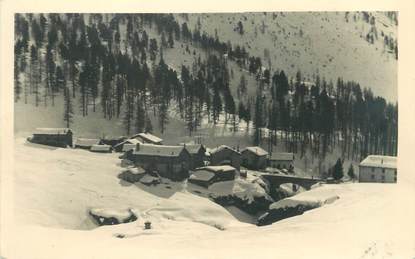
[127,144,191,181]
[241,146,269,170]
[188,165,236,188]
[90,144,112,153]
[268,152,294,169]
[75,138,101,149]
[28,128,73,148]
[113,138,143,152]
[131,133,163,145]
[209,145,241,170]
[184,144,207,169]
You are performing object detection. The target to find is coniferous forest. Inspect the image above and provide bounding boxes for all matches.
[14,13,398,163]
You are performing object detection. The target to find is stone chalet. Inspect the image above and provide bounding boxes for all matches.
[126,143,191,181]
[268,152,294,169]
[28,128,73,148]
[359,155,397,183]
[209,145,241,170]
[183,144,207,169]
[188,165,236,188]
[241,146,269,170]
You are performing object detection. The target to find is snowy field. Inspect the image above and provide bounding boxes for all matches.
[1,137,414,259]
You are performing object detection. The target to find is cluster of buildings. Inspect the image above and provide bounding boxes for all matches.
[27,128,397,185]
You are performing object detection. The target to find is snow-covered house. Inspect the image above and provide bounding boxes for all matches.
[113,138,143,152]
[28,128,73,148]
[90,144,112,153]
[131,133,163,145]
[241,146,269,170]
[209,145,241,170]
[75,138,102,149]
[127,144,191,181]
[359,155,397,183]
[268,152,294,169]
[184,144,207,169]
[188,165,236,188]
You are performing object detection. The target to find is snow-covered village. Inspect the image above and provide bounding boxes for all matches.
[2,10,415,259]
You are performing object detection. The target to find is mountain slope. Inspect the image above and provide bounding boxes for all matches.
[175,12,397,101]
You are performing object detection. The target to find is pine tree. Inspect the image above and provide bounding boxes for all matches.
[333,158,344,181]
[145,114,153,133]
[168,30,174,48]
[123,89,134,135]
[63,86,74,128]
[135,99,146,133]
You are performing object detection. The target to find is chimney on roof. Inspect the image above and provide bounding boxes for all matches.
[136,142,140,151]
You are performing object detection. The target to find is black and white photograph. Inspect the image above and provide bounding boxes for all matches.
[1,1,415,258]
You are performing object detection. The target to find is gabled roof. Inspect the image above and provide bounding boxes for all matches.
[90,144,112,151]
[133,144,186,157]
[132,133,163,144]
[185,144,205,155]
[75,138,101,147]
[242,146,269,156]
[114,138,142,148]
[210,145,241,155]
[34,128,71,135]
[360,155,397,169]
[269,152,294,161]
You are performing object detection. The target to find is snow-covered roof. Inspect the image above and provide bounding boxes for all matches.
[114,138,142,148]
[133,144,186,157]
[90,144,112,151]
[34,128,71,135]
[210,145,240,155]
[189,171,215,182]
[89,208,134,222]
[185,144,205,154]
[359,155,397,169]
[242,146,269,156]
[75,138,100,147]
[269,152,294,161]
[133,133,163,144]
[197,165,236,174]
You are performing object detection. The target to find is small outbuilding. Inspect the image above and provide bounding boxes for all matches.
[75,138,102,149]
[268,152,294,169]
[241,146,269,170]
[359,155,397,183]
[131,133,163,145]
[188,165,236,188]
[28,128,73,148]
[209,145,241,170]
[90,144,112,153]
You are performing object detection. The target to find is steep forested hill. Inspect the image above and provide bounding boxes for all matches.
[13,13,398,171]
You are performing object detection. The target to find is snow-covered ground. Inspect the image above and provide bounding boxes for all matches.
[2,137,414,258]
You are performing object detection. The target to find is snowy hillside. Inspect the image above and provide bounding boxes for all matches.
[175,12,398,101]
[5,137,414,259]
